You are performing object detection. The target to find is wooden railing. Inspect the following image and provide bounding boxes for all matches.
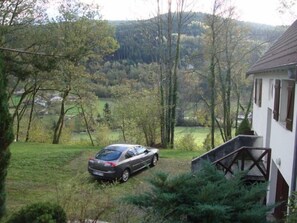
[213,147,271,181]
[191,135,271,182]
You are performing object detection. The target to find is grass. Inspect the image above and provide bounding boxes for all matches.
[71,126,210,148]
[175,126,209,146]
[4,142,205,222]
[6,143,89,211]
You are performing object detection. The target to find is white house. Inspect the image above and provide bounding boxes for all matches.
[246,19,297,219]
[192,19,297,220]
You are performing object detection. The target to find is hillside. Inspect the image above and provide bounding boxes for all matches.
[107,12,287,64]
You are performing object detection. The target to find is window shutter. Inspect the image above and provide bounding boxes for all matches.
[259,79,262,107]
[286,81,295,131]
[273,80,280,121]
[254,79,258,104]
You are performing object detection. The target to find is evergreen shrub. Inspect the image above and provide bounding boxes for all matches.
[236,118,251,135]
[6,202,66,223]
[125,162,272,223]
[286,191,297,223]
[0,56,14,219]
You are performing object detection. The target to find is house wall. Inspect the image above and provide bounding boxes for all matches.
[252,71,297,203]
[267,160,278,206]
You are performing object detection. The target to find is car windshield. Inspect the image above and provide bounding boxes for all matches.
[95,149,122,161]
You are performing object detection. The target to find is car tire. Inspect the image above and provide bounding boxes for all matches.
[150,155,158,167]
[121,169,130,182]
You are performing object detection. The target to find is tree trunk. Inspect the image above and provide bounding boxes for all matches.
[15,98,28,141]
[170,1,184,147]
[166,0,173,148]
[0,55,14,219]
[80,104,94,146]
[157,0,167,148]
[52,88,70,144]
[25,84,39,142]
[157,0,184,148]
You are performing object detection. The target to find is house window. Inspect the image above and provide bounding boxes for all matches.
[273,79,295,131]
[255,79,262,107]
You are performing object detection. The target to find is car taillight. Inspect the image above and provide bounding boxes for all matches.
[104,161,116,167]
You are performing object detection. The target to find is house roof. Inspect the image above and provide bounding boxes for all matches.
[247,20,297,75]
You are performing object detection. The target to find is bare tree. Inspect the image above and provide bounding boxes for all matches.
[156,0,190,148]
[203,0,254,146]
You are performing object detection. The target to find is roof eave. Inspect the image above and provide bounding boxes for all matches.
[246,63,297,76]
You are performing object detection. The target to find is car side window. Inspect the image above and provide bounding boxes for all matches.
[125,149,136,159]
[135,146,147,155]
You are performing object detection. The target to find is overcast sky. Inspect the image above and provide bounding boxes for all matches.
[92,0,296,26]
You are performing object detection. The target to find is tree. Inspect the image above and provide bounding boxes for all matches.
[103,103,112,126]
[48,0,118,144]
[0,56,14,219]
[203,0,222,148]
[76,92,98,146]
[126,162,272,223]
[113,86,160,146]
[1,0,55,142]
[202,0,254,146]
[156,0,189,148]
[278,0,297,19]
[0,0,47,218]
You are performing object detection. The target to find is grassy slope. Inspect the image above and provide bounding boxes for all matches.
[6,143,89,210]
[5,142,205,221]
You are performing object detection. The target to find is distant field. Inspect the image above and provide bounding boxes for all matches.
[9,95,113,115]
[175,126,209,146]
[4,142,205,222]
[72,126,210,148]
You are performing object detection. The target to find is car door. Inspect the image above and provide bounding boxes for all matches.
[135,146,150,168]
[125,148,142,172]
[141,146,153,166]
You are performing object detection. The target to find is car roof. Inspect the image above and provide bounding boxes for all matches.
[104,144,141,152]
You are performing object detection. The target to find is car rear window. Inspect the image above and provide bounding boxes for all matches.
[95,149,122,161]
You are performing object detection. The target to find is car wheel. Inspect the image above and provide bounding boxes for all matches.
[121,169,130,182]
[151,155,158,167]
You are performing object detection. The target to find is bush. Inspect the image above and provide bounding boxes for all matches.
[6,202,66,223]
[236,118,251,135]
[95,125,112,146]
[286,192,297,223]
[56,173,113,222]
[202,133,221,151]
[175,134,197,151]
[60,125,72,144]
[125,162,272,223]
[27,119,52,143]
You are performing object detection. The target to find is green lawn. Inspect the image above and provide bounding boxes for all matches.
[175,126,209,146]
[6,143,89,210]
[4,142,205,222]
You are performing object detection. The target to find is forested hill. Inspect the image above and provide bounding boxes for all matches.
[107,12,287,64]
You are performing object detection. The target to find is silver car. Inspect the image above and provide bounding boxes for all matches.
[88,144,159,182]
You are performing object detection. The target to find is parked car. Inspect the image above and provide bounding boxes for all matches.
[88,144,159,182]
